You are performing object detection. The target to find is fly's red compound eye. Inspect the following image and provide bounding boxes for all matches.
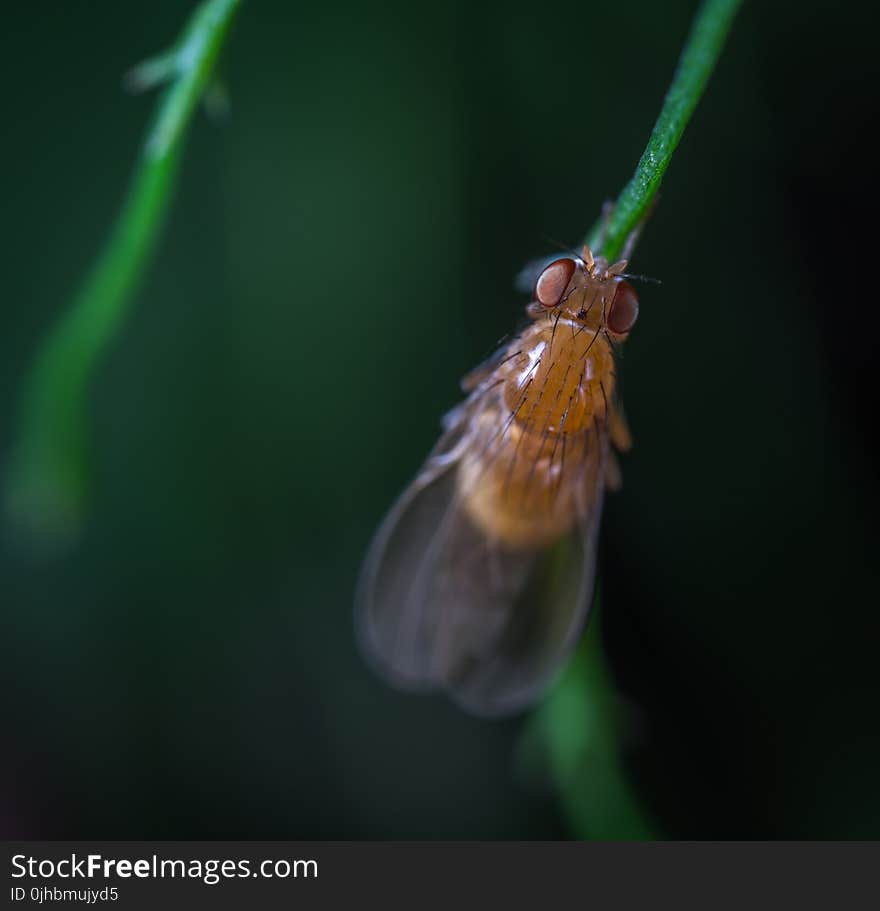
[535,258,576,308]
[607,280,639,334]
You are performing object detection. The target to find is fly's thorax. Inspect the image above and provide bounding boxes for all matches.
[501,319,616,437]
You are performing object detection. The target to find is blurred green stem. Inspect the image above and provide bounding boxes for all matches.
[535,605,655,839]
[539,0,743,838]
[588,0,744,261]
[6,0,241,541]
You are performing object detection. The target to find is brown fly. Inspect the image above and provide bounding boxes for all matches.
[356,243,641,716]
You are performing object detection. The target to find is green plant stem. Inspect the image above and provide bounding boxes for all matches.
[535,605,656,840]
[6,0,242,541]
[588,0,744,261]
[539,0,743,839]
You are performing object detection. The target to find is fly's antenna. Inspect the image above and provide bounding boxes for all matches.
[616,195,660,262]
[617,272,662,286]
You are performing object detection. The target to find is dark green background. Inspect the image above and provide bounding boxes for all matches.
[2,0,878,838]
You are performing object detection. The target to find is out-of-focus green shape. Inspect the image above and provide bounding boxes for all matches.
[588,0,744,261]
[541,0,743,837]
[6,0,242,543]
[532,606,656,839]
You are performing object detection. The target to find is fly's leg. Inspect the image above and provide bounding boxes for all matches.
[593,199,615,254]
[461,362,497,393]
[604,450,623,491]
[608,400,632,453]
[619,223,643,263]
[460,342,521,392]
[618,195,661,262]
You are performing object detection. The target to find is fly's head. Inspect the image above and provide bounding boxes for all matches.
[533,244,639,340]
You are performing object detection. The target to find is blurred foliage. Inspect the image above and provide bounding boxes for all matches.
[524,604,658,839]
[1,0,879,839]
[6,0,241,543]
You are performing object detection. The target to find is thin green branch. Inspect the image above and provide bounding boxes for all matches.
[538,0,743,838]
[6,0,242,542]
[533,606,657,840]
[588,0,744,261]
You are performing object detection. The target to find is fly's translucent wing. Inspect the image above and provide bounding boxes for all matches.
[356,407,607,718]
